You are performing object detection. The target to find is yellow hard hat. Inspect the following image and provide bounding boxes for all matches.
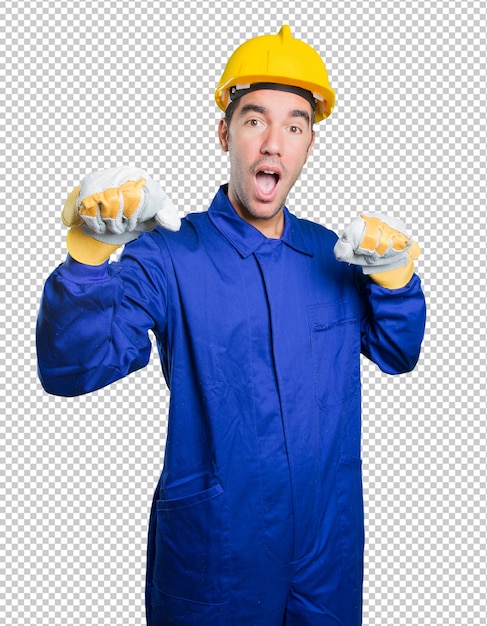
[215,25,336,123]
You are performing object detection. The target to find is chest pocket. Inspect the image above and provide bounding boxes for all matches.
[307,300,361,408]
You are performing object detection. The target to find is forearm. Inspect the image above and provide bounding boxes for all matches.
[36,255,153,396]
[360,273,426,374]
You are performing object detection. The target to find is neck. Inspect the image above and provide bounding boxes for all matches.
[240,210,285,239]
[226,188,285,239]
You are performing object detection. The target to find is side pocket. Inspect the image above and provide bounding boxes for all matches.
[335,455,365,570]
[153,483,230,605]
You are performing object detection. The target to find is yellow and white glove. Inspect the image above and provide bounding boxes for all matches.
[62,166,181,265]
[334,213,421,289]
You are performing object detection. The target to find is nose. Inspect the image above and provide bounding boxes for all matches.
[260,125,283,157]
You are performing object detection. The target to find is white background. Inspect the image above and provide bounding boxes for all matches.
[1,1,486,624]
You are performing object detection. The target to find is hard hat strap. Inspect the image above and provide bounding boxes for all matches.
[229,82,317,115]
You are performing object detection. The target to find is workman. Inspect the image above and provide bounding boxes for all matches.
[37,25,426,626]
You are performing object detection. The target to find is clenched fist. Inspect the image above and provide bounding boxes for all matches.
[334,213,421,289]
[62,167,181,265]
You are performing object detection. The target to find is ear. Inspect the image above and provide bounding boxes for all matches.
[306,130,316,161]
[218,118,229,153]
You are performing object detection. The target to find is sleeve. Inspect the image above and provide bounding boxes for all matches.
[36,234,169,397]
[359,273,427,374]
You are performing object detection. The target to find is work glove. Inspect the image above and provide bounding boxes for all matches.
[334,213,421,289]
[62,166,181,265]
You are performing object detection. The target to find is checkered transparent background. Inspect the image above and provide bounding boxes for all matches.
[1,0,486,624]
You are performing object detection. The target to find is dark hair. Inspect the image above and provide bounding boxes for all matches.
[224,100,237,126]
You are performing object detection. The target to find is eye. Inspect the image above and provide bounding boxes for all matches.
[289,125,303,135]
[246,118,261,127]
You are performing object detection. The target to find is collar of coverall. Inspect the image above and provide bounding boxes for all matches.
[208,185,314,258]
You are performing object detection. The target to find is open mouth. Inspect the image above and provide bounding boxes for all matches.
[255,169,280,197]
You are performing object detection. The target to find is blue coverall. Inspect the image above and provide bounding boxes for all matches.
[37,185,426,625]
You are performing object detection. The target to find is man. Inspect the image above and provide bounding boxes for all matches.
[37,25,426,625]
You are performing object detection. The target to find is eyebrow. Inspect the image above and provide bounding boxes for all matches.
[290,109,311,126]
[239,103,266,116]
[239,103,311,126]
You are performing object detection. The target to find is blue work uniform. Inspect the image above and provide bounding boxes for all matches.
[37,185,426,625]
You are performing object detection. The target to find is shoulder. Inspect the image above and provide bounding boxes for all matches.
[289,212,338,241]
[140,211,212,251]
[287,212,339,258]
[288,212,366,291]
